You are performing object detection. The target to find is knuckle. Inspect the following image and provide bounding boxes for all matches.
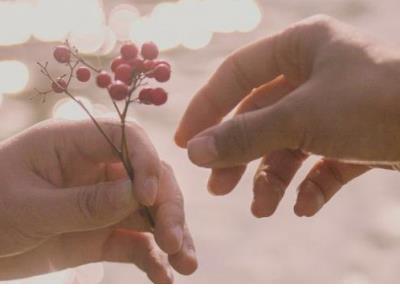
[275,17,333,84]
[226,55,254,93]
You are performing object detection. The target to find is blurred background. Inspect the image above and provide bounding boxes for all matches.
[1,0,400,283]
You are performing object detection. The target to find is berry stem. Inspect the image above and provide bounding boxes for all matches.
[36,41,163,231]
[37,62,122,157]
[65,40,102,74]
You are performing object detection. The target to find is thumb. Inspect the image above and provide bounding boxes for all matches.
[186,86,313,168]
[43,179,140,234]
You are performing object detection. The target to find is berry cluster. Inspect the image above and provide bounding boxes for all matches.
[36,41,171,230]
[51,41,170,106]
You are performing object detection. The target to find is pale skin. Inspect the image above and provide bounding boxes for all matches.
[0,118,197,283]
[175,15,400,217]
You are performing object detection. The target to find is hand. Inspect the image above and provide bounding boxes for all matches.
[0,119,197,283]
[175,15,400,218]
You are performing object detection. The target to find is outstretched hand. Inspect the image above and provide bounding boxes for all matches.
[176,15,400,217]
[0,119,197,283]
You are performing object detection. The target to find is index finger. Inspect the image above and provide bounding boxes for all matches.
[174,34,282,148]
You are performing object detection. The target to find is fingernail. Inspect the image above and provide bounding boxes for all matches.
[142,176,158,206]
[187,136,218,166]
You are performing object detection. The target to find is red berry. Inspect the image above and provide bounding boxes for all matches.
[108,81,129,101]
[129,58,144,73]
[76,66,91,82]
[153,64,171,82]
[53,45,71,63]
[52,78,67,93]
[139,88,153,104]
[141,42,159,60]
[143,60,156,72]
[115,64,133,84]
[151,88,168,105]
[111,56,127,73]
[120,43,138,60]
[155,60,170,68]
[96,71,112,88]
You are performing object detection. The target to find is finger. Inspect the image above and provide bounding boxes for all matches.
[294,160,370,217]
[103,230,173,284]
[175,35,282,148]
[175,15,328,147]
[208,166,247,195]
[252,149,308,218]
[0,230,173,284]
[153,162,185,255]
[49,118,161,207]
[168,224,198,276]
[187,83,316,168]
[208,76,294,195]
[38,178,141,234]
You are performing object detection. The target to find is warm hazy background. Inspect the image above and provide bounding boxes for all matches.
[2,0,400,283]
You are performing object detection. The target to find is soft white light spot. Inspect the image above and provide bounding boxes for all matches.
[97,26,117,55]
[33,0,104,42]
[235,0,262,32]
[52,96,93,120]
[0,61,29,94]
[69,25,106,54]
[203,0,237,33]
[179,0,213,50]
[109,4,140,41]
[149,2,182,51]
[182,29,213,50]
[129,17,152,46]
[0,2,33,46]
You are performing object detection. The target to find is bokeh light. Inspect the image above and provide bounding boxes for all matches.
[69,25,107,54]
[129,0,261,51]
[97,26,117,55]
[33,0,104,46]
[0,61,29,94]
[52,97,93,120]
[148,2,183,51]
[178,0,214,50]
[0,2,34,46]
[0,0,261,52]
[235,0,262,32]
[108,4,140,41]
[182,28,213,50]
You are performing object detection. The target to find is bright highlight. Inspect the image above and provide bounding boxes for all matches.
[0,61,29,94]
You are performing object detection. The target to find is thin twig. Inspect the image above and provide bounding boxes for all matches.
[37,62,122,158]
[66,40,102,73]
